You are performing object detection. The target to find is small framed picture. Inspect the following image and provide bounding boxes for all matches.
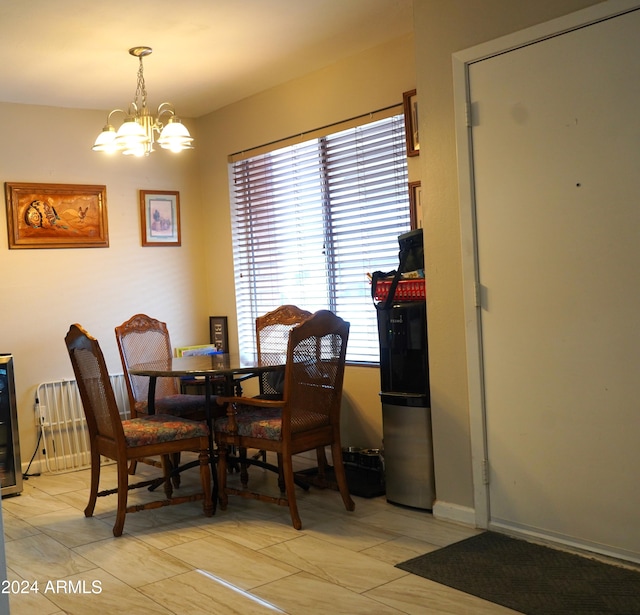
[403,89,420,157]
[409,181,423,230]
[139,190,181,247]
[209,316,229,352]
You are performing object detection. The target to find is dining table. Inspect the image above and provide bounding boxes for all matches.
[128,352,284,505]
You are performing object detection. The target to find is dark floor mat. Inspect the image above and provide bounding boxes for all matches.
[396,531,640,615]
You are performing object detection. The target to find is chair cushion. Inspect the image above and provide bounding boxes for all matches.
[156,394,207,420]
[134,394,207,420]
[123,414,209,447]
[214,406,329,440]
[215,406,283,439]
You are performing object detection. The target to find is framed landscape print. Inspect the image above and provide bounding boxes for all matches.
[403,89,420,156]
[4,182,108,249]
[409,180,423,230]
[140,190,181,247]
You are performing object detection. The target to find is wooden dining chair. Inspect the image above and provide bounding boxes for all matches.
[255,304,312,399]
[215,310,355,529]
[65,324,213,537]
[115,313,212,479]
[247,304,320,485]
[229,305,313,483]
[115,313,207,421]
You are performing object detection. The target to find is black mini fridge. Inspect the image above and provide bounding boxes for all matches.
[0,355,23,497]
[375,230,435,510]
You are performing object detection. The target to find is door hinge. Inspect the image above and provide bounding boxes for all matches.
[474,282,482,308]
[466,101,475,127]
[481,459,490,485]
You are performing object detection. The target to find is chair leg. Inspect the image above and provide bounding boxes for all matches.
[277,452,285,492]
[128,459,137,475]
[331,442,355,512]
[316,446,328,479]
[239,447,249,486]
[282,454,302,530]
[84,448,101,518]
[199,449,214,517]
[217,444,229,510]
[170,453,181,488]
[161,455,174,499]
[113,459,130,537]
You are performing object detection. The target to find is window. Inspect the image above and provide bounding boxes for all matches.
[230,113,410,363]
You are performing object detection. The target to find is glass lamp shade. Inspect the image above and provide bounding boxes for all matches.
[121,143,148,157]
[115,119,149,147]
[92,126,118,153]
[157,118,194,152]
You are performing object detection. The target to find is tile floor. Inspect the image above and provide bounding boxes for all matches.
[2,454,520,615]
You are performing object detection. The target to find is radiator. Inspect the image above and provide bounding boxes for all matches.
[35,374,130,473]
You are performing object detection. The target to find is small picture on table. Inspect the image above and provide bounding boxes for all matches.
[209,316,229,352]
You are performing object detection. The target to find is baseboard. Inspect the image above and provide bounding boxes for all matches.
[489,519,640,566]
[22,458,47,477]
[432,500,477,527]
[22,456,114,478]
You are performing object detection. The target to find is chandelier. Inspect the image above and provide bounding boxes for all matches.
[92,46,194,157]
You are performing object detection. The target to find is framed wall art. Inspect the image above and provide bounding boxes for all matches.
[139,190,181,247]
[209,316,229,353]
[409,180,423,230]
[4,182,108,249]
[403,89,420,156]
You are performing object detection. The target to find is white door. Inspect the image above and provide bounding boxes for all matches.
[460,5,640,561]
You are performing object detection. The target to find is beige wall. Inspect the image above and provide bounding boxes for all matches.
[196,34,418,450]
[0,103,208,467]
[413,0,605,512]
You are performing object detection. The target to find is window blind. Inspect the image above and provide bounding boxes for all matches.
[230,113,410,363]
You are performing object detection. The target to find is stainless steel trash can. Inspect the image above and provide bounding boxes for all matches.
[381,393,434,510]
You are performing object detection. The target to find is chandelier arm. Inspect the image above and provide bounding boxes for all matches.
[106,109,128,124]
[156,102,177,127]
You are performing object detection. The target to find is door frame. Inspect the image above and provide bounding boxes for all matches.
[452,0,640,531]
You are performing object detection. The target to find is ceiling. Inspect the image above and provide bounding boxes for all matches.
[0,0,413,119]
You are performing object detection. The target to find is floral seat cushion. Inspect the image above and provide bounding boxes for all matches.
[214,407,283,440]
[123,414,209,447]
[214,406,329,440]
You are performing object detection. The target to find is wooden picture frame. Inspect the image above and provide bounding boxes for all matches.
[139,190,181,247]
[409,181,423,230]
[403,89,420,156]
[209,316,229,352]
[4,182,108,249]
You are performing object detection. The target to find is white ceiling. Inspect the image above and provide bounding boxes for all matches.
[0,0,413,119]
